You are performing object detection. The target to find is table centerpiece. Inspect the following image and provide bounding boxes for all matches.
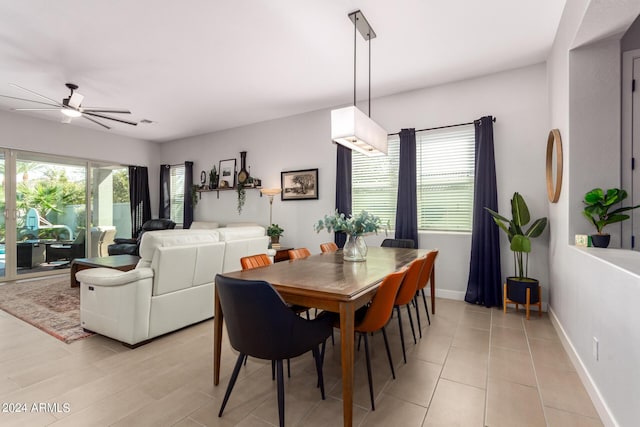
[314,210,385,261]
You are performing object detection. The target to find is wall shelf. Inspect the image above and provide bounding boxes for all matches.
[195,186,263,199]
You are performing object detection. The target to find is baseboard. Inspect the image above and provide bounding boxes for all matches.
[435,290,549,312]
[435,289,465,300]
[548,307,618,427]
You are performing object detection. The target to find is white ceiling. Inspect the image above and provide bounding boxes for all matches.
[0,0,566,142]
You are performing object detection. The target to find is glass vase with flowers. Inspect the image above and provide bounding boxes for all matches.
[314,210,386,261]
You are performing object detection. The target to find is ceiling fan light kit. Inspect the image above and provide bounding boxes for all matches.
[330,9,387,157]
[0,82,137,130]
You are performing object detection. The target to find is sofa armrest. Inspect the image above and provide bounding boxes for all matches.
[76,267,153,287]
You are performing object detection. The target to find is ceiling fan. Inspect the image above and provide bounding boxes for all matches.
[0,83,137,129]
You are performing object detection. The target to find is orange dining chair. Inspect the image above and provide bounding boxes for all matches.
[288,248,311,259]
[414,250,439,337]
[353,268,407,410]
[394,256,425,363]
[240,253,272,270]
[320,242,338,253]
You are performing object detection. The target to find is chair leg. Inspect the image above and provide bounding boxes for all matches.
[396,306,407,364]
[243,354,248,366]
[312,344,326,399]
[381,326,395,380]
[421,289,431,325]
[318,339,327,388]
[362,333,375,411]
[272,360,276,381]
[414,294,422,339]
[287,358,291,378]
[406,304,417,345]
[276,359,285,427]
[219,353,245,417]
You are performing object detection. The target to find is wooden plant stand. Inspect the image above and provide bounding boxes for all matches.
[503,283,542,320]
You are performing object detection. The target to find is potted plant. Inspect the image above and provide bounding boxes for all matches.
[314,210,386,261]
[583,188,640,248]
[209,166,217,190]
[485,192,548,305]
[267,224,284,245]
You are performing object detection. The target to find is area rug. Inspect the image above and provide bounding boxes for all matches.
[0,275,94,343]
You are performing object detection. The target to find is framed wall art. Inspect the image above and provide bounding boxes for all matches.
[218,159,236,189]
[281,168,319,201]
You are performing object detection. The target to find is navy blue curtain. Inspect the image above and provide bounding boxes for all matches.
[129,166,151,238]
[465,116,502,307]
[159,165,171,219]
[183,161,194,229]
[335,144,352,248]
[395,128,418,247]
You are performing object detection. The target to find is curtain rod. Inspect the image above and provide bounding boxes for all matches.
[387,116,496,137]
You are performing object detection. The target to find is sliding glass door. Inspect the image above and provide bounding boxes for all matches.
[15,153,87,276]
[0,149,130,281]
[89,165,131,257]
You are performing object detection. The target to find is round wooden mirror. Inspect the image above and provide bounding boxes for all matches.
[546,129,563,203]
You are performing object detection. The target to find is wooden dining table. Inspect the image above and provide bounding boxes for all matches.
[214,246,429,427]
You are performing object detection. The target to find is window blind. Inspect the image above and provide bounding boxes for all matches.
[416,126,475,231]
[352,138,400,227]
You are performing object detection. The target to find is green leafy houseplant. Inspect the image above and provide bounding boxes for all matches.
[485,192,547,279]
[314,210,385,236]
[236,184,246,214]
[315,210,386,262]
[583,188,640,234]
[267,224,284,237]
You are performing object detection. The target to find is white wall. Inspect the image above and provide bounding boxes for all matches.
[548,1,640,426]
[0,110,161,217]
[160,63,550,300]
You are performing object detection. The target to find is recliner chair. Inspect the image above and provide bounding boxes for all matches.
[107,219,176,256]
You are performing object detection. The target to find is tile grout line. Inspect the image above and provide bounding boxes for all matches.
[483,307,492,427]
[523,316,549,426]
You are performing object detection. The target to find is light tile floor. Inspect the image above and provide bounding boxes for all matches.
[0,298,603,426]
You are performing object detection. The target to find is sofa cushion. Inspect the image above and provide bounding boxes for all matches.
[215,226,265,242]
[138,229,220,264]
[151,245,197,296]
[190,221,219,229]
[225,222,260,228]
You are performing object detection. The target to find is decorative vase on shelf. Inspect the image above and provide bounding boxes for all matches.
[343,234,367,262]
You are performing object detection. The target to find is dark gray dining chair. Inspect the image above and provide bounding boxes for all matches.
[215,274,333,427]
[381,238,415,249]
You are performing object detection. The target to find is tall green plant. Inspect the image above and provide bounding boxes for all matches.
[485,192,547,279]
[583,188,640,234]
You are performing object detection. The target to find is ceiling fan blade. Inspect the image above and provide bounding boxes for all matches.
[14,108,61,111]
[83,112,137,126]
[10,83,63,107]
[0,94,60,107]
[81,114,111,129]
[68,92,84,108]
[80,107,131,114]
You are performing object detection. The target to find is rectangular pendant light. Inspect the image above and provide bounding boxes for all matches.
[331,105,388,156]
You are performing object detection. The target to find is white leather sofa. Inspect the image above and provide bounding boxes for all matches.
[75,227,268,346]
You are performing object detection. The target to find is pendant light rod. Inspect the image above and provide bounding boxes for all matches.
[353,14,357,107]
[348,10,376,117]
